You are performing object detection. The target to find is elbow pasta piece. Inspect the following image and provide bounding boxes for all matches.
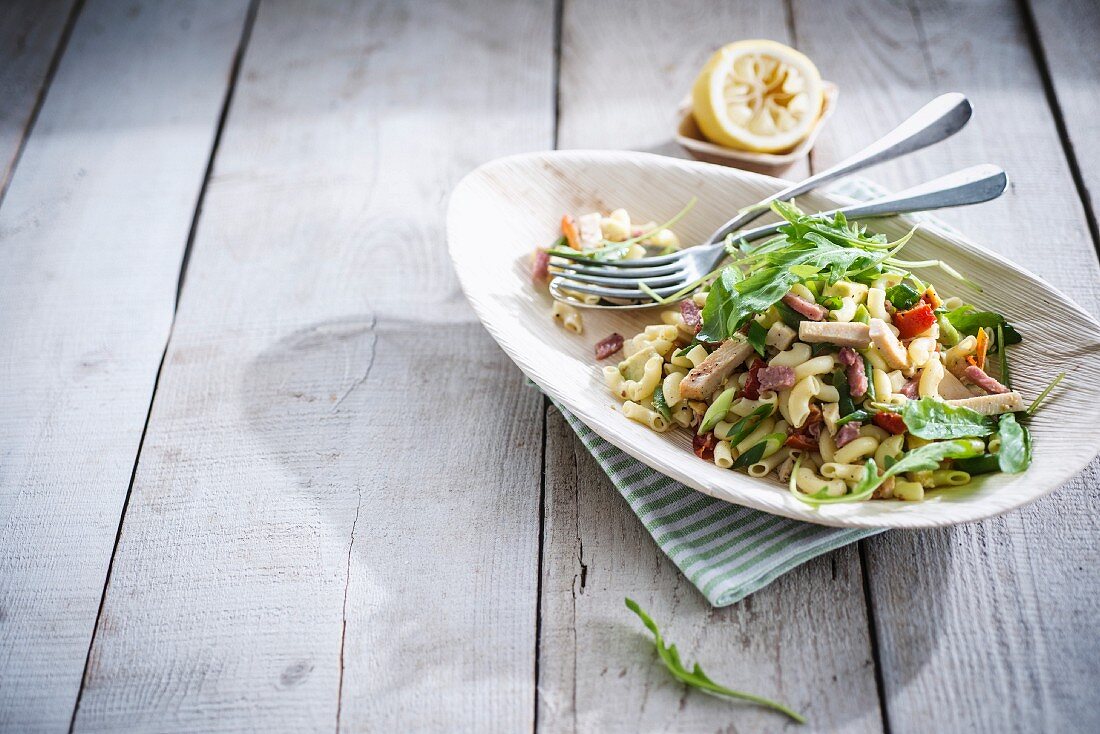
[735,418,776,454]
[622,400,669,432]
[789,283,816,302]
[932,469,970,486]
[831,296,860,323]
[859,424,889,442]
[749,447,791,477]
[918,353,945,397]
[714,440,734,468]
[729,392,778,417]
[672,403,694,428]
[776,388,793,425]
[872,368,893,402]
[822,403,840,434]
[662,372,685,407]
[770,343,812,368]
[603,350,663,402]
[818,430,837,463]
[907,336,937,370]
[552,301,583,333]
[794,467,847,497]
[945,335,977,373]
[833,436,879,465]
[600,208,631,241]
[787,376,820,428]
[692,291,708,307]
[823,280,868,299]
[820,463,866,481]
[867,287,890,321]
[862,346,889,373]
[685,344,710,368]
[793,355,835,381]
[875,434,905,467]
[893,479,925,501]
[814,383,840,403]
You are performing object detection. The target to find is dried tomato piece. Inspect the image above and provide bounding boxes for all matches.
[742,358,766,401]
[693,432,716,461]
[872,411,908,435]
[893,301,936,339]
[532,249,550,282]
[594,333,624,360]
[785,433,818,452]
[680,299,702,334]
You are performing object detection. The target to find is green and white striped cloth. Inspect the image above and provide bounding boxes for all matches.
[552,177,955,606]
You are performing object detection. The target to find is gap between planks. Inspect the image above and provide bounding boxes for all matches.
[65,2,262,729]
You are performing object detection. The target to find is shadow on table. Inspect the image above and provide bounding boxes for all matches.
[545,403,955,730]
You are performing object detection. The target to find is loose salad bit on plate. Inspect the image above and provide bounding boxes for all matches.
[532,199,1064,505]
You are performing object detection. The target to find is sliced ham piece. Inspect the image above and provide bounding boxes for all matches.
[798,321,871,348]
[756,365,796,392]
[782,293,827,321]
[837,347,868,398]
[964,365,1009,394]
[679,299,702,333]
[898,377,920,399]
[946,392,1024,415]
[594,333,624,360]
[834,421,861,448]
[679,339,754,400]
[869,318,909,370]
[532,250,550,281]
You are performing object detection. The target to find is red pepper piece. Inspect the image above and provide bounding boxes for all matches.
[872,411,908,435]
[893,301,936,339]
[742,358,766,401]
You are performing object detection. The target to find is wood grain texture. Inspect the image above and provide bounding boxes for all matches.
[1027,0,1100,235]
[74,0,554,731]
[538,2,880,730]
[539,406,883,733]
[0,0,75,196]
[0,1,251,731]
[792,0,1100,730]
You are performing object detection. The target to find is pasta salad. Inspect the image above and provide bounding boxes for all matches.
[535,201,1062,504]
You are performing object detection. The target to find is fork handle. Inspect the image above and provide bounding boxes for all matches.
[730,163,1007,246]
[707,92,973,244]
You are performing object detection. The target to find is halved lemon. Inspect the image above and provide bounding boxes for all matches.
[692,40,824,154]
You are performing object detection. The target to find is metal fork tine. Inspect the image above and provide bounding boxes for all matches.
[552,260,685,279]
[549,249,686,268]
[552,276,685,301]
[554,269,688,288]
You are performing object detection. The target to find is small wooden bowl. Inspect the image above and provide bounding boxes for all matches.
[675,82,839,175]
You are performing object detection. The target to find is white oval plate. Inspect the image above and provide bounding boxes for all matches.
[447,150,1100,528]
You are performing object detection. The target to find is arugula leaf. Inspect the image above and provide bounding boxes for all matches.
[697,267,742,343]
[996,413,1031,473]
[945,306,1022,345]
[900,397,996,439]
[651,385,672,423]
[747,319,768,358]
[624,598,806,723]
[792,440,981,505]
[953,453,1002,476]
[775,300,805,329]
[886,283,921,310]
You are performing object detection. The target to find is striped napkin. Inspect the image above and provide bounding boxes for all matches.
[552,177,950,606]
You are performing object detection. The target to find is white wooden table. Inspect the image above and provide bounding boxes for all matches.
[2,1,1098,731]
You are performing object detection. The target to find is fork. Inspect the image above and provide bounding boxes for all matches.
[549,163,1007,306]
[550,93,973,305]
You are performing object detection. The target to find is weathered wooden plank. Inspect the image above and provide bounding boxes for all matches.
[74,0,554,731]
[539,2,883,731]
[1026,0,1100,239]
[0,0,76,196]
[0,1,252,731]
[792,0,1100,731]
